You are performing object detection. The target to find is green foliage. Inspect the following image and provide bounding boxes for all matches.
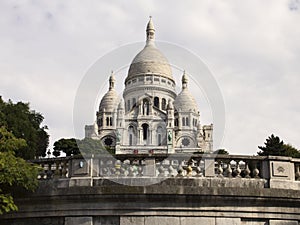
[77,138,115,156]
[0,97,49,159]
[53,138,115,157]
[213,149,229,155]
[258,134,300,158]
[53,138,80,157]
[0,127,40,214]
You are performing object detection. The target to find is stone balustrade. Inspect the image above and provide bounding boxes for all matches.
[32,157,70,180]
[32,154,300,189]
[2,154,299,225]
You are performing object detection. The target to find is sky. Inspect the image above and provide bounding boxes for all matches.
[1,0,300,155]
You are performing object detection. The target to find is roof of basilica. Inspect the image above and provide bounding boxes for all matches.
[126,18,174,82]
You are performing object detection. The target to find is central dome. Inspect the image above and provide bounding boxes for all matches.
[125,18,174,82]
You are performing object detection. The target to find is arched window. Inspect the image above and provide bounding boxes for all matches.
[129,134,133,145]
[143,99,149,115]
[175,118,178,127]
[158,134,162,145]
[182,117,185,126]
[109,117,113,126]
[186,117,189,126]
[128,126,134,146]
[162,98,166,110]
[157,126,163,146]
[142,123,149,140]
[106,117,109,126]
[154,97,159,108]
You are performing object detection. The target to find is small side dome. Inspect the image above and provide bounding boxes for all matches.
[174,90,198,112]
[174,72,198,112]
[99,72,119,112]
[99,90,119,112]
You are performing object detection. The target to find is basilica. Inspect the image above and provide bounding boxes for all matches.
[85,18,213,154]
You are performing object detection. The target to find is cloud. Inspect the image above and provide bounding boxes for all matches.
[0,0,299,155]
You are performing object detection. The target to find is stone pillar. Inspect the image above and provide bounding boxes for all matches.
[138,128,143,145]
[144,159,156,176]
[263,156,296,189]
[204,158,215,177]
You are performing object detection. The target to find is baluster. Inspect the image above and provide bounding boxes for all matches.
[195,166,202,177]
[102,167,109,177]
[120,164,126,177]
[176,166,184,177]
[39,163,46,180]
[46,163,53,179]
[244,163,251,178]
[61,160,68,178]
[168,165,176,177]
[128,165,135,177]
[253,162,260,178]
[54,161,61,179]
[235,161,241,178]
[186,165,193,177]
[137,165,143,177]
[158,164,165,177]
[217,161,223,177]
[107,160,114,176]
[114,160,121,176]
[225,163,232,178]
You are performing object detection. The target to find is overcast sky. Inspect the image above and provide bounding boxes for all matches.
[1,0,300,155]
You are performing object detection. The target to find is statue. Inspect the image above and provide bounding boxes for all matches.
[168,130,172,143]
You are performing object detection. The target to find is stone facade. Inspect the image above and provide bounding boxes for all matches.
[85,18,213,154]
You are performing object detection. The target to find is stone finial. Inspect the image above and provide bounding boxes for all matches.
[146,17,155,44]
[182,70,188,90]
[109,71,115,90]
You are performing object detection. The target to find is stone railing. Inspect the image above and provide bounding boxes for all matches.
[32,157,70,180]
[32,154,300,189]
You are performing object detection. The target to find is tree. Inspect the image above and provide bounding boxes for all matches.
[0,97,49,159]
[53,138,80,157]
[0,127,40,214]
[258,134,300,158]
[77,138,114,156]
[53,138,115,157]
[213,149,229,155]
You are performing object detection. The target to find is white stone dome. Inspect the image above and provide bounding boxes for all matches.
[99,73,119,112]
[126,17,174,82]
[174,89,198,112]
[99,89,119,112]
[174,72,198,112]
[126,44,173,82]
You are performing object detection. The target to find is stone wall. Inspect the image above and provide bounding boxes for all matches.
[0,178,299,225]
